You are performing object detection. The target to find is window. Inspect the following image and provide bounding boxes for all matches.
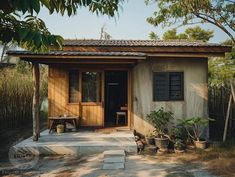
[68,71,79,103]
[82,72,101,102]
[153,72,184,101]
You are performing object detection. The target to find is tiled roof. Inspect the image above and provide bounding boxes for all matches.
[63,39,227,47]
[7,50,146,57]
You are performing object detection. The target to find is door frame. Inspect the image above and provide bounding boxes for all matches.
[103,69,132,128]
[66,67,132,129]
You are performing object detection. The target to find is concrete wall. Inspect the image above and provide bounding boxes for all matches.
[132,57,208,135]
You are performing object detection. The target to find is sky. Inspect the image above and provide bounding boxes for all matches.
[36,0,232,43]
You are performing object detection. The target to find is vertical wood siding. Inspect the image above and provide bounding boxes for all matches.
[48,65,102,126]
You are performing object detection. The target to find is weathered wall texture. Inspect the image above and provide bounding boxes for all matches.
[132,57,208,135]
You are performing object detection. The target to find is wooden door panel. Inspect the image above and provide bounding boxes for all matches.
[80,105,103,126]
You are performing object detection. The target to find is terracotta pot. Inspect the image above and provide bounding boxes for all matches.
[155,137,169,150]
[174,149,185,153]
[146,137,155,145]
[194,140,207,149]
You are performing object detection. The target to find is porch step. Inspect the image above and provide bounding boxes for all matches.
[102,150,126,170]
[13,130,137,156]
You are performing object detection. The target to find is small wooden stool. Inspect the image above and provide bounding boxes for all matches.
[116,112,127,125]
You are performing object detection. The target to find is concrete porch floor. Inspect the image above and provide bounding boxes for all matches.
[13,129,137,156]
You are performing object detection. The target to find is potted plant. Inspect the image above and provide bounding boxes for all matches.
[171,126,186,152]
[174,138,185,153]
[145,131,155,145]
[179,117,213,149]
[146,107,174,151]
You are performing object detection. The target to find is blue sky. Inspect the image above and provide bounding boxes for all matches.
[36,0,234,43]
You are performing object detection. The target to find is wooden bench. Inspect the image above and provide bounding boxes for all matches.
[48,116,79,133]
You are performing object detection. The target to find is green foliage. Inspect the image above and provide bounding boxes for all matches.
[208,40,235,86]
[146,0,235,43]
[0,0,124,52]
[184,26,214,42]
[146,107,174,137]
[174,138,185,150]
[149,31,160,40]
[209,57,235,86]
[162,26,214,42]
[179,117,213,142]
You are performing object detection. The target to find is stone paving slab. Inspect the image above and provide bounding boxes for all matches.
[103,150,125,157]
[102,162,125,170]
[104,156,125,163]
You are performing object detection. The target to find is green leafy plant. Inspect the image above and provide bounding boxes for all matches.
[0,0,124,52]
[179,117,214,142]
[146,107,174,138]
[174,138,185,150]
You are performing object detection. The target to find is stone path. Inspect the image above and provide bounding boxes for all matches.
[103,150,125,170]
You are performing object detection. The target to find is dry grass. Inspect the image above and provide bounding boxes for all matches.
[146,142,235,177]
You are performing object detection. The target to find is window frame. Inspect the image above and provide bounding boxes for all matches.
[153,72,184,102]
[81,71,102,103]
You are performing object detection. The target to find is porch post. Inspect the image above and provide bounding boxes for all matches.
[32,62,40,141]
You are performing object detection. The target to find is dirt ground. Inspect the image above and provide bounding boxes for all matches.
[0,119,47,163]
[0,153,214,177]
[1,147,235,177]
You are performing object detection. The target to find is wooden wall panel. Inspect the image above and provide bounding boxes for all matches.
[48,66,79,118]
[80,105,102,126]
[48,65,103,127]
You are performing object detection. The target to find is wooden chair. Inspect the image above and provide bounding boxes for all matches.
[116,106,128,126]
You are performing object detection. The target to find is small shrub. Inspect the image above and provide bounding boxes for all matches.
[146,107,174,138]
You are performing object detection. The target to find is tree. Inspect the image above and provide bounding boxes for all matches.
[208,39,235,86]
[184,26,214,42]
[0,0,124,52]
[163,29,186,40]
[149,26,214,42]
[146,0,235,43]
[149,31,160,40]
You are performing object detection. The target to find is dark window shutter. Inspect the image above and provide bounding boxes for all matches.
[153,72,169,101]
[169,72,184,100]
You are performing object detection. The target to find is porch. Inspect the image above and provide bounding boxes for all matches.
[13,129,137,156]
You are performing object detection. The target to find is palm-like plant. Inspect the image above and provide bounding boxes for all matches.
[179,117,213,142]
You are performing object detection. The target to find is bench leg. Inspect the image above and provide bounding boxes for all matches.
[49,120,55,133]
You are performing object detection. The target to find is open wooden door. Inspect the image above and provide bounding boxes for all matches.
[80,71,104,127]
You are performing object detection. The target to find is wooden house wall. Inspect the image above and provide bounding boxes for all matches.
[48,65,103,127]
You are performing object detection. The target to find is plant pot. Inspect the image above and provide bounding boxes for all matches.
[56,124,64,134]
[194,140,207,149]
[155,137,169,150]
[146,137,155,145]
[174,149,185,153]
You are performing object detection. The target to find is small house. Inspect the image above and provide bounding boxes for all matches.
[8,39,231,138]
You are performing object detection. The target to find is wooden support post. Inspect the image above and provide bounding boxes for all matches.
[223,94,232,142]
[32,62,40,141]
[222,83,235,143]
[231,82,235,103]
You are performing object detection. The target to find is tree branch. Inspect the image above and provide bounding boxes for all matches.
[194,12,235,43]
